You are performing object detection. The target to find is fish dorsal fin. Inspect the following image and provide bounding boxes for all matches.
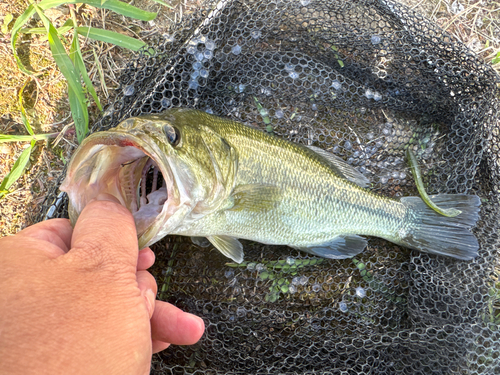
[207,235,244,263]
[228,184,281,212]
[294,235,367,259]
[306,145,370,188]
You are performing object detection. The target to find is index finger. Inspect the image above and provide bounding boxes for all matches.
[69,194,139,270]
[16,218,73,255]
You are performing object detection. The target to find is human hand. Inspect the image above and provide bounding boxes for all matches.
[0,194,204,375]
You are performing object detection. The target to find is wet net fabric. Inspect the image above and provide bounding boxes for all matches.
[37,0,500,373]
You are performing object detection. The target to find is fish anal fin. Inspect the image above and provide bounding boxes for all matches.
[228,184,281,212]
[207,235,244,263]
[294,235,367,259]
[306,145,370,188]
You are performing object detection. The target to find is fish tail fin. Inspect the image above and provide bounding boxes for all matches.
[398,194,481,260]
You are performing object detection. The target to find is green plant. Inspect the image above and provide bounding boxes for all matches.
[492,50,500,65]
[1,0,171,198]
[227,258,324,303]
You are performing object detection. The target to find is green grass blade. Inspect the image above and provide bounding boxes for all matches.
[0,142,34,197]
[20,25,74,35]
[83,0,157,21]
[18,79,34,136]
[76,26,146,51]
[0,133,58,143]
[67,85,88,142]
[38,0,157,21]
[70,28,102,111]
[10,4,37,75]
[1,13,14,34]
[493,51,500,65]
[34,5,89,142]
[93,49,108,98]
[150,0,174,9]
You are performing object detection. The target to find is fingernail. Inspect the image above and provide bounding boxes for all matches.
[144,288,156,317]
[187,313,205,331]
[95,193,120,203]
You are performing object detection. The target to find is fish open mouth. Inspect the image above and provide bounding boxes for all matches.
[61,132,181,248]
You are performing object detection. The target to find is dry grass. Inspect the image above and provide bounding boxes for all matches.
[0,0,499,237]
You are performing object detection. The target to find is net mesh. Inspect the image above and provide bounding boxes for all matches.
[37,0,500,373]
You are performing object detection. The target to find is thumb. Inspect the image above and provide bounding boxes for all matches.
[69,193,139,270]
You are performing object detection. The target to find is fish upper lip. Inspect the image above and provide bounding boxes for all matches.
[62,129,181,247]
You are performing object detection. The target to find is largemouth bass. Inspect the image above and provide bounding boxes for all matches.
[60,108,480,262]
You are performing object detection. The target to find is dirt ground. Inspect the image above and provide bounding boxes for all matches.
[0,0,499,236]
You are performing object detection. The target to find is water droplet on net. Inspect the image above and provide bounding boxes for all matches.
[236,307,246,317]
[299,276,308,285]
[225,269,234,279]
[195,51,204,61]
[312,283,321,292]
[205,107,214,114]
[288,285,297,294]
[344,140,352,150]
[380,176,389,184]
[286,257,295,265]
[300,0,311,6]
[356,286,366,298]
[289,71,299,79]
[365,89,374,99]
[200,69,209,78]
[339,302,348,312]
[187,45,196,54]
[192,61,202,70]
[331,80,342,90]
[250,29,262,39]
[255,263,265,271]
[204,50,214,60]
[123,85,135,96]
[237,84,246,93]
[191,70,200,80]
[311,103,318,111]
[160,98,171,108]
[275,110,284,119]
[231,44,242,55]
[373,91,382,101]
[204,40,215,51]
[371,35,381,45]
[188,80,199,90]
[260,87,272,96]
[292,277,301,285]
[247,262,256,270]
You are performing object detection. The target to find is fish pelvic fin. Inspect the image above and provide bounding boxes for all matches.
[207,235,244,263]
[293,235,367,259]
[398,194,481,260]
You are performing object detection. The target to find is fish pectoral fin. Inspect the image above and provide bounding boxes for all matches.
[227,184,281,212]
[207,235,244,263]
[306,145,370,188]
[294,235,367,259]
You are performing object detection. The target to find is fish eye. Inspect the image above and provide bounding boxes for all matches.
[163,125,180,147]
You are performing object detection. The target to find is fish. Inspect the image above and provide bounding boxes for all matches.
[60,108,480,263]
